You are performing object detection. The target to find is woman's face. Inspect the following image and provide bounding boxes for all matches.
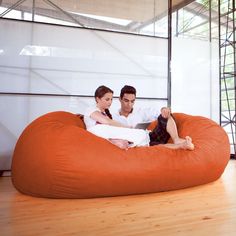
[96,92,113,110]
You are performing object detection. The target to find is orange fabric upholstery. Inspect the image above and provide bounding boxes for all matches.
[11,111,230,198]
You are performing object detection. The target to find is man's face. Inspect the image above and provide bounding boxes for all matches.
[120,93,136,114]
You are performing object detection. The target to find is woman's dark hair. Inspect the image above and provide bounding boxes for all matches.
[94,85,113,119]
[94,85,113,99]
[104,108,112,119]
[120,85,136,99]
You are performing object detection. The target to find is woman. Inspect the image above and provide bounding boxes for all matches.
[84,85,194,150]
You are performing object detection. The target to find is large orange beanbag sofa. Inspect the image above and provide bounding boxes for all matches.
[11,111,230,198]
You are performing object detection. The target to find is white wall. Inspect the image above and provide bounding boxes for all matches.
[0,19,168,170]
[171,37,219,122]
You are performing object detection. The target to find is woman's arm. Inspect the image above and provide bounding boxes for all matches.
[90,111,130,128]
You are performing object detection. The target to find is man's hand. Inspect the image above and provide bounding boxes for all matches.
[161,107,171,119]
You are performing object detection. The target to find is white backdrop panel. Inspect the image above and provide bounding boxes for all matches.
[0,19,168,170]
[0,19,168,98]
[171,37,219,122]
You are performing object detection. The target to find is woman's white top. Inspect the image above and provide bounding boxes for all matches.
[84,106,150,147]
[84,106,102,129]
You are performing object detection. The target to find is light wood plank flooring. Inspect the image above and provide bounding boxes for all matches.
[0,160,236,236]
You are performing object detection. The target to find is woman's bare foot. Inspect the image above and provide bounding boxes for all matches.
[109,139,130,150]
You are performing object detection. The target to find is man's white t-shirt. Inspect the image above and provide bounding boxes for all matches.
[112,107,160,128]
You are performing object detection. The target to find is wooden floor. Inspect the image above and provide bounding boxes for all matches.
[1,160,236,236]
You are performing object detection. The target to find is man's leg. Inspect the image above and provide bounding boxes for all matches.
[149,115,194,150]
[164,116,194,150]
[166,116,185,144]
[149,115,170,146]
[159,136,194,150]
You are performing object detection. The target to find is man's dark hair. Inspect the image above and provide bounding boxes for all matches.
[120,85,136,99]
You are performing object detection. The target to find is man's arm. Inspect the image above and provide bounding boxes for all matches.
[161,107,171,119]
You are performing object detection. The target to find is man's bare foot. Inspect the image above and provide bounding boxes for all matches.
[109,139,130,150]
[173,136,194,150]
[179,136,194,150]
[185,136,194,150]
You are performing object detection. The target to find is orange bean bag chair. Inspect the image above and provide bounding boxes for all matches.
[11,111,230,198]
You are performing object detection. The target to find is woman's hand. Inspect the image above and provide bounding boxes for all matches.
[109,139,130,150]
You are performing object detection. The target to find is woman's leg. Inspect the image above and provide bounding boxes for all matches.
[89,124,149,148]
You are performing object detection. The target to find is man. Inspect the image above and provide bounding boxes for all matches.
[112,85,194,150]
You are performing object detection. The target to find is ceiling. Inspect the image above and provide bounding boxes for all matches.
[1,0,195,22]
